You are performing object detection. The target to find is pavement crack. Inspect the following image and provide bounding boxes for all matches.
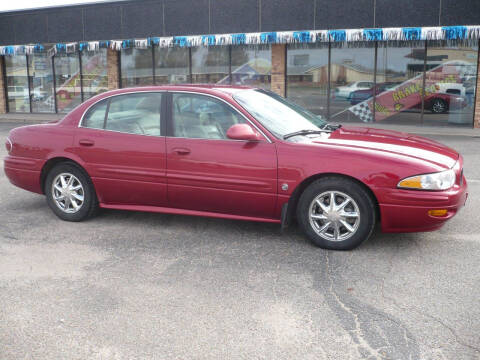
[381,291,479,354]
[419,311,480,354]
[325,251,385,359]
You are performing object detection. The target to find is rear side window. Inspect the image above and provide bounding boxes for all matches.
[83,100,107,129]
[106,93,162,136]
[82,93,163,136]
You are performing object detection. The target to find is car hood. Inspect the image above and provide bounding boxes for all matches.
[311,126,459,169]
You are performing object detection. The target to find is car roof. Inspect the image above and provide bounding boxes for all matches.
[102,84,256,98]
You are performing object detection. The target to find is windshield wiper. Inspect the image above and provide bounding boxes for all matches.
[320,123,342,131]
[283,124,342,140]
[283,129,326,140]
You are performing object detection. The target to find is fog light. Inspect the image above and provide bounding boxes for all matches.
[428,209,448,217]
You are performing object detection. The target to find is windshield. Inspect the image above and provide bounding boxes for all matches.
[233,89,327,139]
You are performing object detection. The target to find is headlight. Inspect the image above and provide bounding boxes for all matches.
[397,169,456,190]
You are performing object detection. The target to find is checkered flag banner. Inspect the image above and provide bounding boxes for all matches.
[348,101,373,122]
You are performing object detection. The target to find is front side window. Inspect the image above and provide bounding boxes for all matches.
[172,93,245,139]
[234,89,327,139]
[83,93,162,136]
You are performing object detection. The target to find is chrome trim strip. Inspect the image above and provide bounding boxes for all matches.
[165,135,260,143]
[78,89,273,143]
[79,127,164,138]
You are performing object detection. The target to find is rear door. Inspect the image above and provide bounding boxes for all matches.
[165,92,278,219]
[73,92,168,207]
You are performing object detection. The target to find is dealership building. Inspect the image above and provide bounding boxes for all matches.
[0,0,479,129]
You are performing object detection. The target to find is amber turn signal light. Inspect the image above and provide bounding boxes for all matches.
[428,209,448,217]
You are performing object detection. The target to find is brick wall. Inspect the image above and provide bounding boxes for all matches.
[0,56,7,114]
[107,48,120,90]
[475,51,480,128]
[271,44,286,97]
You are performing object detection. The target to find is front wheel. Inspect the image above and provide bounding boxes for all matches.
[296,177,376,250]
[45,162,99,222]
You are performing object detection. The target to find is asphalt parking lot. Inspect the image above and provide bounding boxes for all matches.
[0,122,479,359]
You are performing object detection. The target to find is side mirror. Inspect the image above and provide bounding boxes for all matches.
[226,123,263,141]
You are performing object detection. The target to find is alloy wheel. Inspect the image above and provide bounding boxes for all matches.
[51,173,85,214]
[432,99,446,113]
[308,191,361,241]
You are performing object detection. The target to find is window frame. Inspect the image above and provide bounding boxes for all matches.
[79,90,167,137]
[165,91,272,143]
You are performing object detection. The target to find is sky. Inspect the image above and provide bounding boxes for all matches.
[0,0,114,12]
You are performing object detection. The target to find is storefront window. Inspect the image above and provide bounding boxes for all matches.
[423,43,477,127]
[191,46,229,84]
[287,43,328,117]
[330,45,375,123]
[121,48,154,87]
[28,47,55,113]
[154,47,189,84]
[373,42,425,125]
[5,56,30,112]
[230,45,271,89]
[54,52,82,113]
[81,48,108,100]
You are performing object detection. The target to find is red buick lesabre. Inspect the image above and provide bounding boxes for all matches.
[4,85,468,250]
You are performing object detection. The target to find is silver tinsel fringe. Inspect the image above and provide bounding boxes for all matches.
[1,25,480,56]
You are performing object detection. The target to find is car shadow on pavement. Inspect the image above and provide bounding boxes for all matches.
[92,208,422,252]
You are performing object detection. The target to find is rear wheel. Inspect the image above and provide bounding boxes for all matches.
[431,98,448,113]
[296,177,376,250]
[45,163,99,221]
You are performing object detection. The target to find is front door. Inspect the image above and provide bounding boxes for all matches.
[73,92,168,207]
[166,92,277,219]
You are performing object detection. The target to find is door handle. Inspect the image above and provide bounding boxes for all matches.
[172,147,191,155]
[79,139,95,147]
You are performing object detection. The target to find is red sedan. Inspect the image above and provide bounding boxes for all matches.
[350,83,468,114]
[4,85,468,250]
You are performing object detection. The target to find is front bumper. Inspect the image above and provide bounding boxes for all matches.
[377,179,468,233]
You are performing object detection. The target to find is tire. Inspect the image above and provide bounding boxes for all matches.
[431,98,448,114]
[45,162,99,222]
[296,177,376,250]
